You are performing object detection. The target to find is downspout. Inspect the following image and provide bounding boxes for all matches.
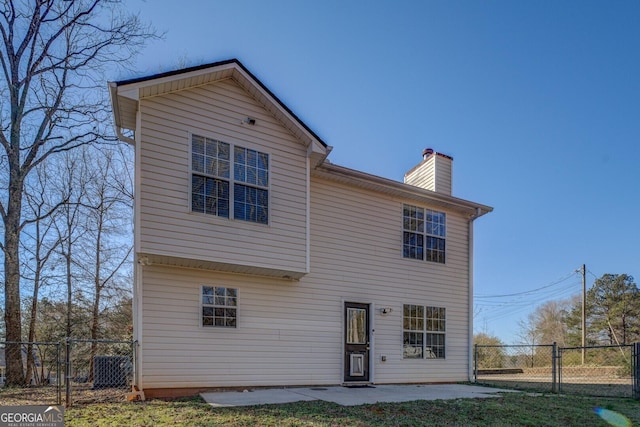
[468,207,481,382]
[132,108,144,398]
[116,127,135,145]
[109,82,136,145]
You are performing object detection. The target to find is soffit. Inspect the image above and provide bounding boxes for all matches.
[141,253,305,281]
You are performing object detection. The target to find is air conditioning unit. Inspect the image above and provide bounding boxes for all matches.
[93,356,130,389]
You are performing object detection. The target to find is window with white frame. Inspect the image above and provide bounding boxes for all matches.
[403,304,446,359]
[191,135,269,224]
[402,204,446,263]
[202,286,237,327]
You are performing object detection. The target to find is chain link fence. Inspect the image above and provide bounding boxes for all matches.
[474,344,557,393]
[0,339,136,407]
[65,339,136,406]
[558,344,634,398]
[0,341,62,405]
[475,342,640,399]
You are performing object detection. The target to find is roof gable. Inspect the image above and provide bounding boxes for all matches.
[109,59,328,160]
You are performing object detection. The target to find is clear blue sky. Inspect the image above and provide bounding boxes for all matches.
[122,0,640,343]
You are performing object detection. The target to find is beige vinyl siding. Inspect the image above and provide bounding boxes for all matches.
[139,174,471,389]
[405,157,435,190]
[405,155,452,195]
[434,156,453,195]
[137,78,309,274]
[140,266,342,388]
[309,178,469,383]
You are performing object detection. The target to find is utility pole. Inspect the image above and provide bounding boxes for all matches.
[581,264,586,364]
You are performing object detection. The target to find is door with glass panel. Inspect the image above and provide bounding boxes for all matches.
[344,302,370,382]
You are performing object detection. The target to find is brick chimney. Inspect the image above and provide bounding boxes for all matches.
[404,148,453,195]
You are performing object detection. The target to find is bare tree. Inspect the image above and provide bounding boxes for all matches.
[53,151,87,342]
[77,146,133,380]
[21,162,62,385]
[0,0,154,385]
[518,299,572,368]
[517,314,542,368]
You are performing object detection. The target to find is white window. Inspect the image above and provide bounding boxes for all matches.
[191,135,269,224]
[403,304,446,359]
[402,204,446,263]
[202,286,237,327]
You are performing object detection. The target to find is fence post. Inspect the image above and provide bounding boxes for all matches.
[132,340,138,389]
[634,342,639,400]
[56,342,62,406]
[473,344,478,383]
[65,338,71,407]
[552,342,557,393]
[557,347,563,394]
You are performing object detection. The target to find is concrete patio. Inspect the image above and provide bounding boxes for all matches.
[201,383,515,407]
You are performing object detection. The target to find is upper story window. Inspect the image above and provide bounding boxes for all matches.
[402,204,446,263]
[191,135,269,224]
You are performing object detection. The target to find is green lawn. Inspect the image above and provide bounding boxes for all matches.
[65,393,640,427]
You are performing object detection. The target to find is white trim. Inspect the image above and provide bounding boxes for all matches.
[370,302,376,383]
[134,110,142,255]
[468,211,477,381]
[305,157,311,273]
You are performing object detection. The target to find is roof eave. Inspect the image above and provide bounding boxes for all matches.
[312,163,493,217]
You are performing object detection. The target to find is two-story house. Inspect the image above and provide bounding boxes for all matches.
[109,59,492,398]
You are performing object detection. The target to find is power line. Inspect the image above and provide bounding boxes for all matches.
[474,268,586,328]
[475,282,579,323]
[474,270,578,299]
